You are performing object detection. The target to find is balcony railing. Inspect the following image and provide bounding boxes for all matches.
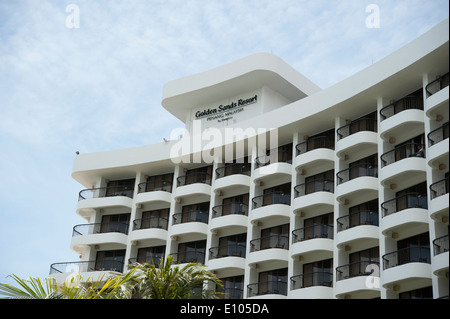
[250,234,289,252]
[380,142,425,167]
[211,202,249,218]
[133,216,169,231]
[215,163,251,179]
[428,122,449,147]
[382,247,431,270]
[296,135,335,155]
[50,261,96,275]
[49,260,125,275]
[425,72,449,97]
[254,149,292,169]
[72,221,130,236]
[172,210,209,225]
[381,192,428,217]
[128,255,163,267]
[137,179,172,193]
[292,224,333,243]
[380,92,424,121]
[336,260,380,281]
[430,177,449,200]
[78,186,134,201]
[209,243,246,259]
[176,172,212,187]
[247,281,288,297]
[337,117,377,140]
[433,235,449,256]
[252,191,291,209]
[171,250,205,264]
[294,179,334,197]
[336,163,378,185]
[290,272,333,290]
[337,211,379,232]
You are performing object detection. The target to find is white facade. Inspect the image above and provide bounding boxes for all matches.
[50,18,449,299]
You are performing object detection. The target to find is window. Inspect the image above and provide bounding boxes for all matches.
[176,240,206,264]
[179,202,210,224]
[302,259,333,287]
[100,213,130,234]
[262,183,291,206]
[181,166,213,186]
[221,194,249,216]
[144,173,173,192]
[305,170,334,194]
[220,156,251,177]
[349,247,379,278]
[399,286,433,299]
[105,178,135,198]
[140,208,169,230]
[348,154,378,180]
[306,129,335,152]
[397,233,431,265]
[260,224,289,250]
[303,212,333,240]
[258,268,288,295]
[348,199,379,227]
[217,234,246,258]
[95,250,126,272]
[395,182,428,211]
[220,276,244,299]
[136,246,165,266]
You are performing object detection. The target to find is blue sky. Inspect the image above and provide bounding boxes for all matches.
[0,0,448,286]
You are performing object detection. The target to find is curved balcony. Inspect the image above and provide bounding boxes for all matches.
[381,247,432,291]
[336,117,378,160]
[336,164,378,204]
[171,210,209,238]
[76,186,134,218]
[129,217,168,244]
[175,172,212,200]
[380,193,428,237]
[380,143,426,188]
[426,72,449,98]
[432,235,449,278]
[427,123,449,170]
[214,163,251,193]
[429,177,449,221]
[210,203,248,232]
[292,179,334,213]
[336,211,379,251]
[70,222,129,253]
[294,137,335,174]
[379,93,424,143]
[253,151,292,184]
[247,281,287,298]
[49,260,124,283]
[425,72,449,118]
[335,261,380,299]
[135,180,172,205]
[291,225,334,260]
[248,235,289,267]
[250,192,290,224]
[208,243,246,275]
[290,272,333,299]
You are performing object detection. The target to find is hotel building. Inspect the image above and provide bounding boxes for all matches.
[49,18,449,299]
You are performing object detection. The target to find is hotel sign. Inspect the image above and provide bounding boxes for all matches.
[192,93,259,126]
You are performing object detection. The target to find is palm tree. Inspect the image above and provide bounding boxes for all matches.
[0,271,136,299]
[124,255,224,299]
[0,256,223,299]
